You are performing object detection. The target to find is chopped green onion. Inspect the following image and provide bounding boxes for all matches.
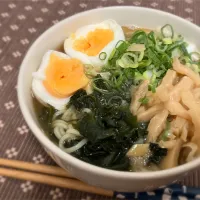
[148,31,157,45]
[147,48,161,67]
[127,43,146,52]
[148,73,157,93]
[115,40,124,48]
[160,121,171,141]
[190,52,200,62]
[108,48,116,60]
[117,52,139,69]
[148,83,156,93]
[84,64,98,78]
[167,40,184,51]
[99,72,111,80]
[139,96,149,105]
[151,72,157,83]
[161,24,174,38]
[162,38,173,45]
[102,24,193,100]
[148,64,154,70]
[92,78,110,94]
[116,41,129,53]
[179,43,191,57]
[134,72,145,82]
[138,59,152,67]
[154,69,165,77]
[155,44,168,52]
[171,48,182,58]
[180,55,191,64]
[138,51,145,62]
[129,30,147,45]
[187,63,200,73]
[111,72,124,88]
[143,70,152,80]
[117,59,138,69]
[99,52,107,60]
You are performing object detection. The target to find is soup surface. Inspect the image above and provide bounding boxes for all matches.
[33,21,200,172]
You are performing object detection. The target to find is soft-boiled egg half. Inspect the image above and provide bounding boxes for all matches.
[64,19,125,67]
[32,50,89,110]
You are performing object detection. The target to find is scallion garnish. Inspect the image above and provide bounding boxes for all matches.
[117,52,138,68]
[161,24,174,38]
[104,24,199,97]
[190,52,200,62]
[155,43,168,52]
[139,96,149,105]
[115,40,124,48]
[138,51,145,61]
[99,52,107,60]
[162,38,173,45]
[167,40,185,51]
[148,73,157,93]
[160,121,171,141]
[108,48,116,60]
[129,30,147,44]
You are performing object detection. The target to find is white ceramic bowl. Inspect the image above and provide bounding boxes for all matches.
[18,6,200,192]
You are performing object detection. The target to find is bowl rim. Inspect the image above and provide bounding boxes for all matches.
[18,6,200,180]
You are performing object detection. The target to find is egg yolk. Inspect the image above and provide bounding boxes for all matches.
[43,54,89,98]
[73,28,114,56]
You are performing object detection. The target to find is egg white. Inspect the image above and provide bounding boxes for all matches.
[32,50,71,110]
[64,19,125,67]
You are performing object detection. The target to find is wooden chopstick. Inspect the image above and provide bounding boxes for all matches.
[0,167,113,197]
[0,158,114,197]
[0,158,72,178]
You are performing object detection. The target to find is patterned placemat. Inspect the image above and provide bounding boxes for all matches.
[0,0,200,199]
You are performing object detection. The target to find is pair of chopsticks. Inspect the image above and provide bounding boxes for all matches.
[0,158,113,197]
